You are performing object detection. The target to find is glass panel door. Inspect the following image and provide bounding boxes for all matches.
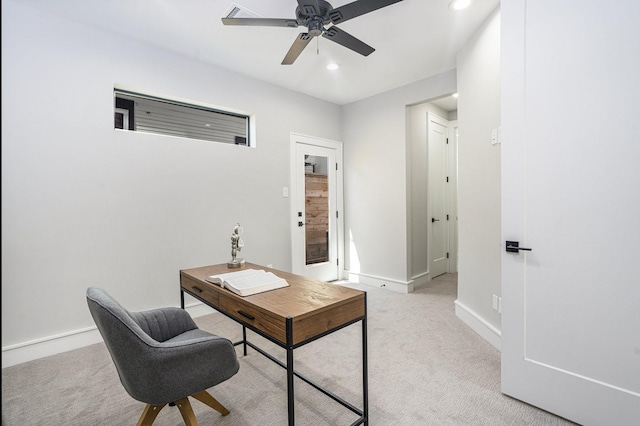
[292,141,338,282]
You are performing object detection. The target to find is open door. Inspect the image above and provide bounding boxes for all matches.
[501,1,640,424]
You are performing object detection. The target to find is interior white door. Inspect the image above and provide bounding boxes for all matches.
[428,113,449,278]
[290,135,341,282]
[501,1,640,424]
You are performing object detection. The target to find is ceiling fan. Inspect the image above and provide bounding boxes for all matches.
[222,0,405,65]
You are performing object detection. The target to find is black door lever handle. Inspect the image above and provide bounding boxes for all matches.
[506,241,532,253]
[432,218,440,223]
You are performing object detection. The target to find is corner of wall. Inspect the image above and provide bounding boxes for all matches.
[348,271,413,293]
[454,299,501,351]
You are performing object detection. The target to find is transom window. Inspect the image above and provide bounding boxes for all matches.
[114,88,251,146]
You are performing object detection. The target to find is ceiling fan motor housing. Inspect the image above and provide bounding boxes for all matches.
[296,0,333,30]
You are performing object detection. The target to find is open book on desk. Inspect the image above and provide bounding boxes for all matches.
[205,268,289,297]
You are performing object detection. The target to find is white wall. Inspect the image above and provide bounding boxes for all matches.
[454,8,502,349]
[341,70,457,292]
[1,2,341,366]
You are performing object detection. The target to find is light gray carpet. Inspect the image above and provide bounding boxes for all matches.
[2,274,577,425]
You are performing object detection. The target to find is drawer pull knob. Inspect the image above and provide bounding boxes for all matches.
[238,310,255,321]
[191,286,203,293]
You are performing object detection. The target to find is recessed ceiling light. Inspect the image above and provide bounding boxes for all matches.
[449,0,473,11]
[326,63,340,70]
[452,93,459,98]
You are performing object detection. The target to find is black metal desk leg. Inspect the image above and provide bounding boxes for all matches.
[180,290,185,309]
[286,317,295,426]
[242,326,248,356]
[363,294,369,425]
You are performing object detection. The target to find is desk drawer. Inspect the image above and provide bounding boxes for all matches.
[181,275,219,307]
[219,294,286,344]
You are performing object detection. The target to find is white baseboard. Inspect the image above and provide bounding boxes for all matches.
[410,271,430,290]
[185,301,217,318]
[1,302,217,369]
[347,271,412,293]
[454,299,502,351]
[2,327,104,369]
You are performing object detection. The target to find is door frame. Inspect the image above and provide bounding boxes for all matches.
[289,132,344,280]
[447,120,458,273]
[427,112,450,278]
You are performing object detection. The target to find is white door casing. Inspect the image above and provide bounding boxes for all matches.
[501,1,640,424]
[428,113,449,278]
[448,121,459,273]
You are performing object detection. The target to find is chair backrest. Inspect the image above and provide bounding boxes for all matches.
[86,287,164,402]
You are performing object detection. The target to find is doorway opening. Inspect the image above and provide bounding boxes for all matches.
[408,94,458,286]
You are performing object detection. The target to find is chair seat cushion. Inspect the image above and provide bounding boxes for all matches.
[165,328,226,344]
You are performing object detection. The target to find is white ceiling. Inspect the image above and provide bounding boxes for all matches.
[12,0,499,106]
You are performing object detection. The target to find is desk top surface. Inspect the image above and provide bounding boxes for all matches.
[180,262,365,321]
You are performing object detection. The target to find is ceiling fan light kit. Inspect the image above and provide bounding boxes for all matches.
[221,0,405,65]
[449,0,473,11]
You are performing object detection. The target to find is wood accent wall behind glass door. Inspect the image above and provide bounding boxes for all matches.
[305,173,329,264]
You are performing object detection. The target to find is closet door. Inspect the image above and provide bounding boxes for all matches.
[501,1,640,424]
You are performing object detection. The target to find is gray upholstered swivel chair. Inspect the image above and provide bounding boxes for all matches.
[86,287,239,425]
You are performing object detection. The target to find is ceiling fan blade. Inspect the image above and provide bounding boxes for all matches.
[322,26,374,57]
[282,33,313,65]
[296,0,322,16]
[329,0,404,25]
[221,17,298,28]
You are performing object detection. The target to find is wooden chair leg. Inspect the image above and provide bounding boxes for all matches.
[191,390,230,416]
[135,392,228,426]
[136,403,166,426]
[175,397,199,426]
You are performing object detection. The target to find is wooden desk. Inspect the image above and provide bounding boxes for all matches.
[180,263,368,425]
